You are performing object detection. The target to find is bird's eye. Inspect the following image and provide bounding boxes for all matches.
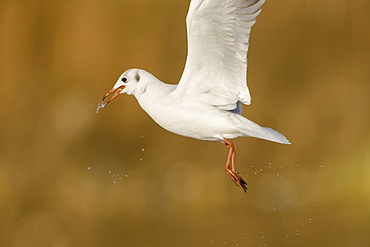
[121,77,128,82]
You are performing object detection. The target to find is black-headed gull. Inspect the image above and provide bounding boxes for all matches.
[99,0,291,192]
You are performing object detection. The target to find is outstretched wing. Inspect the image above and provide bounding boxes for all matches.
[172,0,265,110]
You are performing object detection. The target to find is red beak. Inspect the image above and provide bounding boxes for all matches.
[101,85,126,105]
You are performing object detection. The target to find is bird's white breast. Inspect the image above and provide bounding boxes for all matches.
[135,83,242,141]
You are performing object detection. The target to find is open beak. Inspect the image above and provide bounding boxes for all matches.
[101,85,126,105]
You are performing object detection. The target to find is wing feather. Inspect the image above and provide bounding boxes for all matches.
[172,0,266,110]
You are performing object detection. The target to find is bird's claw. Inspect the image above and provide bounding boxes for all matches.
[226,169,248,192]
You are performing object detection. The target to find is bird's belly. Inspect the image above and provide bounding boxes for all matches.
[144,105,241,141]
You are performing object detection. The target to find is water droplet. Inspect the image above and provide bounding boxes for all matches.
[87,166,91,170]
[113,181,116,184]
[141,148,145,151]
[108,170,111,174]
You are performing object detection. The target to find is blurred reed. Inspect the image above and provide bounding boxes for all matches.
[0,0,369,246]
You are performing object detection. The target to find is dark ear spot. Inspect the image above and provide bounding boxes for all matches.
[135,72,140,82]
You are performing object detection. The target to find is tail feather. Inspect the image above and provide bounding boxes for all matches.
[233,115,291,144]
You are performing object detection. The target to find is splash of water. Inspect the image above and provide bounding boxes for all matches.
[96,102,106,113]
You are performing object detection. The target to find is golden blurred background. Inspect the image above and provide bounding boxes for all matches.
[1,0,370,246]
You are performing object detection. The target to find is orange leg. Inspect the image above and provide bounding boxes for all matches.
[223,138,248,192]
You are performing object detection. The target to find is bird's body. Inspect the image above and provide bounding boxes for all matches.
[134,72,238,141]
[140,85,241,142]
[100,0,291,192]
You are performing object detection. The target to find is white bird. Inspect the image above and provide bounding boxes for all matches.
[99,0,291,192]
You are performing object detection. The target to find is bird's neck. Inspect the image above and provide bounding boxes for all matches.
[134,80,177,110]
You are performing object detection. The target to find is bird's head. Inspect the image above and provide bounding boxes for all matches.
[101,68,147,105]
